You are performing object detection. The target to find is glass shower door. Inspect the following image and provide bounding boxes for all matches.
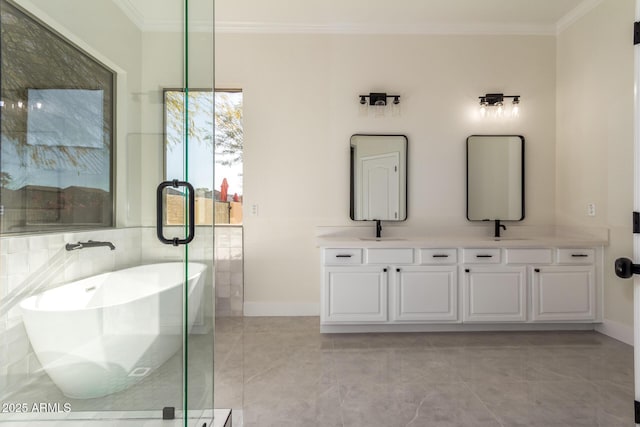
[0,0,214,425]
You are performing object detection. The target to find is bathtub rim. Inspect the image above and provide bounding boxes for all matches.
[19,261,208,314]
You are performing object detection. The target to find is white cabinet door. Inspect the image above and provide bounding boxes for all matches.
[531,266,595,321]
[323,267,388,323]
[393,266,458,322]
[463,266,527,322]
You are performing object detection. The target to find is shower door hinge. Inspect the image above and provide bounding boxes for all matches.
[635,22,640,45]
[634,212,640,233]
[163,407,175,420]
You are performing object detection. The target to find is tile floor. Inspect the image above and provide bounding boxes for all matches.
[214,317,634,427]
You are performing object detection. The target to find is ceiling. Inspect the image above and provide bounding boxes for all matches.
[114,0,602,35]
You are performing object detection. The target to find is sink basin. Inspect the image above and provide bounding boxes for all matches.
[359,237,407,241]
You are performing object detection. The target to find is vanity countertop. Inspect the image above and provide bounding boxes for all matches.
[316,235,609,249]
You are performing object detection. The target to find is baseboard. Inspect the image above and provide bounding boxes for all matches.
[595,319,634,346]
[321,323,597,334]
[243,302,320,317]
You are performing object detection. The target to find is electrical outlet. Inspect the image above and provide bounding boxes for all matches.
[587,203,596,217]
[251,204,259,216]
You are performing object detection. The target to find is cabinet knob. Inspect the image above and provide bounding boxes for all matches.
[396,268,400,272]
[383,268,387,272]
[534,268,540,273]
[465,269,470,273]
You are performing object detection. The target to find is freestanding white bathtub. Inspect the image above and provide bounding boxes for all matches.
[20,262,207,399]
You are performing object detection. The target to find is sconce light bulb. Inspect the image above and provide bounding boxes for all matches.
[36,102,42,109]
[479,105,487,117]
[393,96,400,105]
[495,102,504,118]
[511,98,520,118]
[359,96,366,105]
[17,101,23,109]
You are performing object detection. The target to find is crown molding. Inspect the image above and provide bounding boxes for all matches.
[113,0,601,37]
[143,20,212,33]
[214,21,556,36]
[112,0,145,29]
[556,0,604,34]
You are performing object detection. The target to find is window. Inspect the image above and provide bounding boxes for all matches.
[164,89,243,225]
[0,0,115,234]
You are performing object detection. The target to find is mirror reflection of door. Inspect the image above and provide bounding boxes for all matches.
[360,152,400,220]
[350,134,408,221]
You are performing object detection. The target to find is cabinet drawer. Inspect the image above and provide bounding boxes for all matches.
[557,249,594,264]
[324,249,362,265]
[419,249,457,264]
[462,248,501,264]
[366,248,414,264]
[505,249,552,264]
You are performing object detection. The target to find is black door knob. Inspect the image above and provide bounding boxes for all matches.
[614,257,640,279]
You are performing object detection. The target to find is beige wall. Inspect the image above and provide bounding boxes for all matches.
[216,33,557,311]
[556,0,635,328]
[14,1,636,329]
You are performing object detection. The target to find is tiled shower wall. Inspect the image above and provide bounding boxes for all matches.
[0,227,144,398]
[213,226,243,317]
[0,225,242,399]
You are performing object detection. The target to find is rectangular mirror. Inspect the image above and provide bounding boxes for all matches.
[350,134,407,221]
[467,135,524,221]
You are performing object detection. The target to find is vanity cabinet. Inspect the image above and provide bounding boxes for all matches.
[393,266,458,322]
[531,251,596,321]
[322,248,459,325]
[462,266,527,322]
[319,243,602,332]
[323,266,388,323]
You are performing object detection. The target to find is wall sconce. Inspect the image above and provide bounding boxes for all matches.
[359,92,401,117]
[479,93,520,118]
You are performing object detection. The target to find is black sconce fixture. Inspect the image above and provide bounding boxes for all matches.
[479,93,520,118]
[359,92,401,117]
[359,92,400,106]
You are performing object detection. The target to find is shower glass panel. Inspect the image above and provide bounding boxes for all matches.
[0,0,214,425]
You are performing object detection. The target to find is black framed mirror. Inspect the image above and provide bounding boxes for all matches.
[466,135,525,221]
[350,134,408,221]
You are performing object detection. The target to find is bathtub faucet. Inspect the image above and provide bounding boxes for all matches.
[65,240,116,251]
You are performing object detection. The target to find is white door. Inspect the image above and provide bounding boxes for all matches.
[635,2,640,421]
[625,2,640,422]
[360,152,400,220]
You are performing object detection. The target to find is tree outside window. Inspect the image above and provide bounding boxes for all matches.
[164,89,243,225]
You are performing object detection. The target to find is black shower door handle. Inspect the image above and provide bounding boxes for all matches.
[156,180,195,246]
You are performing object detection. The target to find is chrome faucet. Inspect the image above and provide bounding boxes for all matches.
[65,240,116,251]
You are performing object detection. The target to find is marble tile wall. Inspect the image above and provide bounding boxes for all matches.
[0,228,143,399]
[214,226,243,317]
